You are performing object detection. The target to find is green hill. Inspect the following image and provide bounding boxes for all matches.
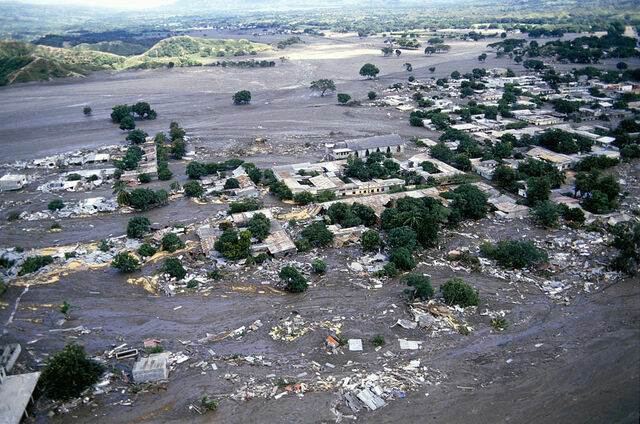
[0,36,272,86]
[123,36,270,68]
[0,39,124,86]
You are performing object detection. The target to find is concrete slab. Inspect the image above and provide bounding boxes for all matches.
[132,353,169,383]
[348,339,363,351]
[0,372,40,424]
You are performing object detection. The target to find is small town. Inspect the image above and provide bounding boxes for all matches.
[0,1,638,423]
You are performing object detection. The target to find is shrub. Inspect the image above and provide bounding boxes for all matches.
[187,279,199,288]
[361,229,382,251]
[66,173,82,181]
[162,257,186,280]
[370,335,386,347]
[492,317,509,330]
[311,259,327,273]
[481,240,548,269]
[48,199,65,211]
[279,266,308,293]
[127,216,151,239]
[0,280,6,297]
[368,91,377,100]
[19,255,54,276]
[207,270,221,280]
[7,211,20,221]
[50,221,61,230]
[561,205,585,227]
[300,222,334,247]
[201,394,218,411]
[337,93,351,104]
[295,238,311,252]
[98,239,110,252]
[137,243,157,257]
[229,199,263,213]
[154,189,169,206]
[138,173,152,184]
[294,191,314,205]
[64,252,76,259]
[390,247,414,270]
[40,344,104,400]
[383,262,398,277]
[403,272,434,300]
[441,276,479,307]
[111,252,140,272]
[162,233,184,252]
[183,180,204,197]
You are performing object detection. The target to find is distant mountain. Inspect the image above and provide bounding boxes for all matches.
[164,0,456,12]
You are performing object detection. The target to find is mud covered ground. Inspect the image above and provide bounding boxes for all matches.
[0,29,639,423]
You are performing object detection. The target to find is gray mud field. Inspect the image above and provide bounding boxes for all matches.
[0,31,639,424]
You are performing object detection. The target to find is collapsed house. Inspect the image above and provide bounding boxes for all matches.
[325,134,406,160]
[272,160,405,197]
[0,174,27,191]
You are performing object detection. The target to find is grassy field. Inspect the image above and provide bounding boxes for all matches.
[0,36,271,85]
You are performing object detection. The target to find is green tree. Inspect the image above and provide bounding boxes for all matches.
[387,226,418,251]
[172,139,186,159]
[300,222,334,247]
[224,178,240,190]
[111,104,131,123]
[368,91,377,100]
[359,63,380,79]
[310,79,336,96]
[279,265,308,293]
[531,200,562,228]
[403,272,434,300]
[294,191,314,205]
[184,180,204,197]
[128,188,156,210]
[233,90,252,104]
[162,257,186,279]
[158,167,173,181]
[214,229,252,260]
[441,276,479,307]
[111,252,140,272]
[47,199,64,211]
[361,229,382,251]
[185,161,206,179]
[390,247,414,270]
[126,129,148,144]
[138,173,151,184]
[127,216,151,239]
[82,106,92,116]
[119,115,135,131]
[248,212,271,241]
[40,344,104,400]
[162,233,184,252]
[450,184,489,220]
[526,177,551,206]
